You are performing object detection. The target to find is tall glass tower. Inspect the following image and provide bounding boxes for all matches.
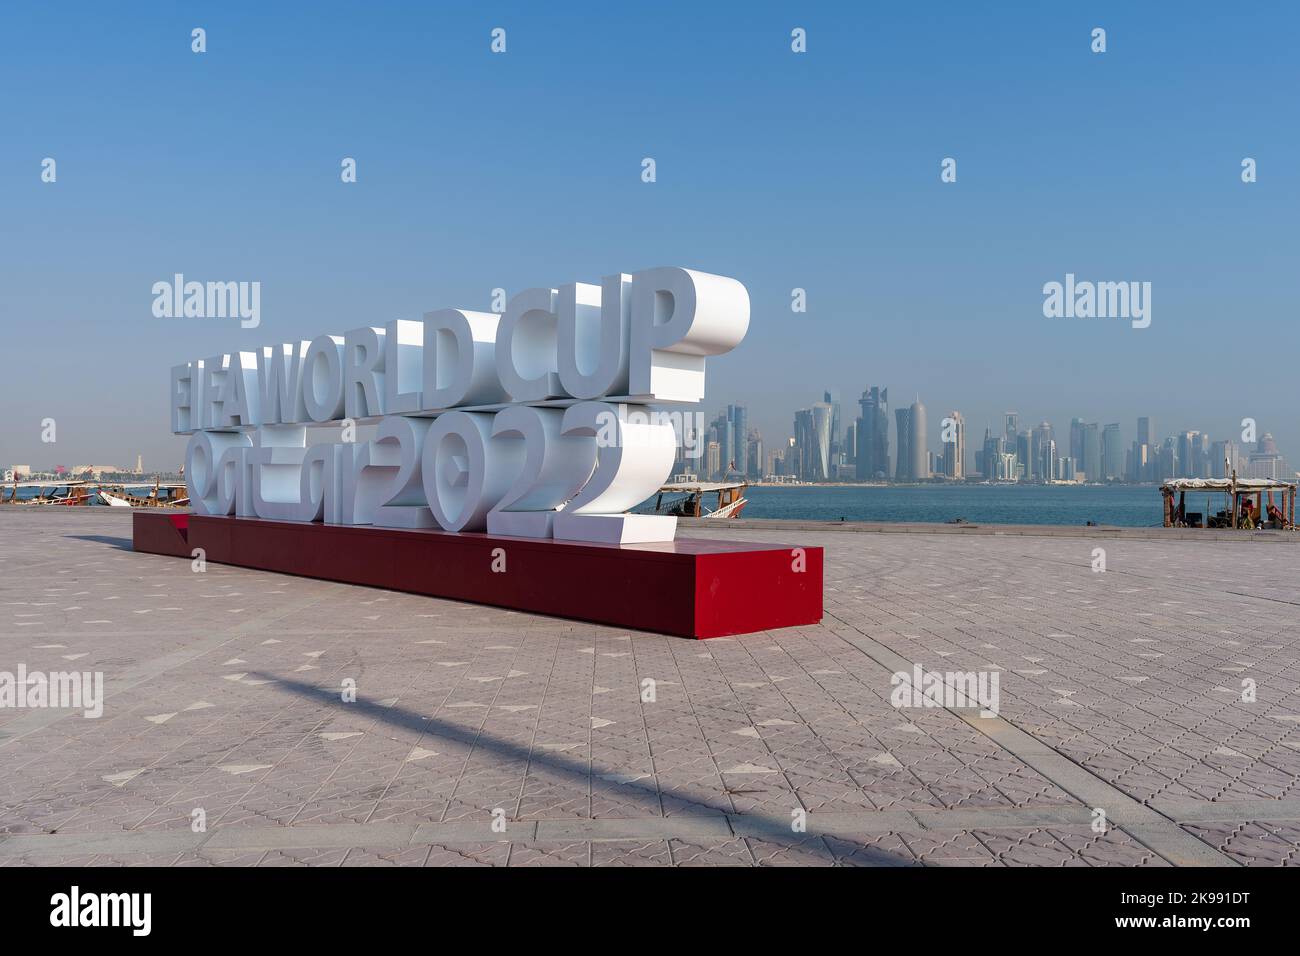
[728,404,747,476]
[910,400,929,480]
[856,386,889,480]
[895,407,912,481]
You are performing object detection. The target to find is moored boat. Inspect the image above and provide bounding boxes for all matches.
[3,479,189,508]
[647,478,748,519]
[97,482,190,509]
[3,481,98,506]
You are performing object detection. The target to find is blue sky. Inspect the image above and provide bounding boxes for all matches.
[1,2,1297,470]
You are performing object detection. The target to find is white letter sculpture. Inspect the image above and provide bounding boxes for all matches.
[176,267,749,544]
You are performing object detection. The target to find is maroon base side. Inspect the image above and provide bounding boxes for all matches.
[132,512,190,555]
[132,512,822,639]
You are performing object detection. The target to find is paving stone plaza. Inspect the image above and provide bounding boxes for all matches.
[3,510,1299,866]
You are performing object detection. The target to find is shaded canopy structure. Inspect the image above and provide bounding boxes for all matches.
[1161,477,1296,529]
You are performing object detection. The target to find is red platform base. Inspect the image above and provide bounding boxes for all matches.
[132,513,822,639]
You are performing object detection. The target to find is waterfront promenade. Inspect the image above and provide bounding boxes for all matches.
[2,509,1299,866]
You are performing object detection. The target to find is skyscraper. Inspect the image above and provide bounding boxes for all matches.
[792,409,811,479]
[982,427,1002,480]
[823,391,843,478]
[706,416,722,478]
[811,402,833,480]
[1040,438,1058,482]
[1070,418,1085,467]
[895,406,912,481]
[792,403,834,481]
[856,386,890,480]
[1031,422,1054,482]
[1156,437,1177,482]
[1102,423,1122,481]
[1211,440,1238,478]
[1129,417,1154,482]
[1003,412,1018,449]
[728,404,747,476]
[1082,423,1101,481]
[1177,431,1196,478]
[822,391,839,439]
[941,411,964,478]
[910,400,929,480]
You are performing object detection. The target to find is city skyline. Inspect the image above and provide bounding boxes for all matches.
[682,387,1291,485]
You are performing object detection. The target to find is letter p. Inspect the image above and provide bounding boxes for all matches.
[628,268,750,403]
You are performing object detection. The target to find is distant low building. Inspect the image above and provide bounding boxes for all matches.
[1246,433,1288,480]
[997,452,1017,480]
[704,441,721,479]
